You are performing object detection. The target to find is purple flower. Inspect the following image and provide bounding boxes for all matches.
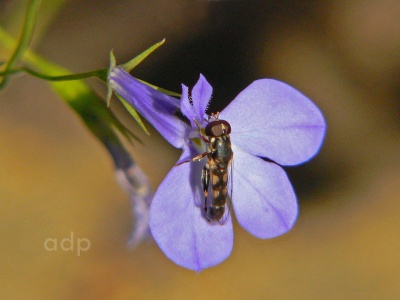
[104,136,154,248]
[116,163,154,248]
[149,75,326,271]
[108,69,326,271]
[108,67,189,148]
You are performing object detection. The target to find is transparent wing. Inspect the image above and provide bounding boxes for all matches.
[220,157,234,225]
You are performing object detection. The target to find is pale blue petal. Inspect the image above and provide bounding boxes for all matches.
[191,74,212,122]
[150,152,233,271]
[115,163,153,248]
[109,67,189,148]
[231,145,298,239]
[127,192,152,248]
[219,79,326,166]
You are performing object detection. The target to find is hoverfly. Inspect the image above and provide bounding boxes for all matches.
[177,112,233,224]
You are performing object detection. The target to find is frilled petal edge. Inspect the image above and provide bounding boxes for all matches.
[109,67,190,148]
[191,74,212,123]
[149,153,233,271]
[231,145,298,238]
[180,84,197,129]
[220,79,326,166]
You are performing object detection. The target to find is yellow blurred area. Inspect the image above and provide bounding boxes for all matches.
[1,1,400,299]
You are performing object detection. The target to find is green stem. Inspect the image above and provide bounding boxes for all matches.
[0,66,108,82]
[0,0,42,89]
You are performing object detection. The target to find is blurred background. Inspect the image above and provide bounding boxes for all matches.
[1,0,400,299]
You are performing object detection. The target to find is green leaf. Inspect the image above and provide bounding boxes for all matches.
[116,93,150,136]
[120,38,165,72]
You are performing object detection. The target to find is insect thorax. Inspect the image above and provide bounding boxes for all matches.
[207,136,233,167]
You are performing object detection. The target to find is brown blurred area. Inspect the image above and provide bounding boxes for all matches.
[1,0,400,299]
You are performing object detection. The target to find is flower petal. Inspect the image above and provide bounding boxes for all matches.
[180,84,197,128]
[219,79,326,165]
[191,74,212,122]
[231,145,298,239]
[127,192,152,248]
[109,67,190,148]
[115,163,153,248]
[150,152,233,271]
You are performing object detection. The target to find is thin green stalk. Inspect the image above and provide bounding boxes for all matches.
[0,66,108,82]
[0,0,42,89]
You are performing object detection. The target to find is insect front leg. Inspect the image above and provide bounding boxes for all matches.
[174,152,207,166]
[202,162,210,220]
[193,119,210,144]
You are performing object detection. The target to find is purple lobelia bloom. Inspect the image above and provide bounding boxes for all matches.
[150,75,325,271]
[109,69,326,271]
[108,67,189,148]
[103,135,154,248]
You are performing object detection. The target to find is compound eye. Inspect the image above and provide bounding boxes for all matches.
[219,120,231,134]
[204,122,217,136]
[205,120,231,137]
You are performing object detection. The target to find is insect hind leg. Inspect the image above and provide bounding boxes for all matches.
[201,162,211,220]
[218,160,234,225]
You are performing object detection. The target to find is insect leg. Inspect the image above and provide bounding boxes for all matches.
[220,159,233,225]
[193,119,210,143]
[174,152,207,166]
[202,162,210,220]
